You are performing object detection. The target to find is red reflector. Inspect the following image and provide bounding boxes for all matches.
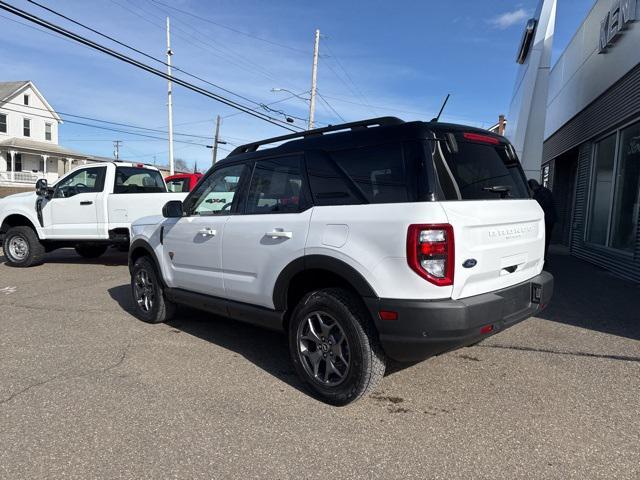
[480,324,494,335]
[463,132,500,145]
[420,242,447,255]
[379,310,398,321]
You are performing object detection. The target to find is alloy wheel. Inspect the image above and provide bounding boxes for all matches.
[297,311,350,386]
[134,268,156,312]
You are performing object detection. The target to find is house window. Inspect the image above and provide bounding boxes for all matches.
[8,153,23,172]
[587,119,640,252]
[45,123,52,141]
[24,94,29,105]
[0,113,6,133]
[23,118,31,137]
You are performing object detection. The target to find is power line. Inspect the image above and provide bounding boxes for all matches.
[0,105,210,146]
[0,1,300,132]
[317,91,345,123]
[148,0,309,55]
[28,0,300,121]
[7,102,214,140]
[322,41,378,116]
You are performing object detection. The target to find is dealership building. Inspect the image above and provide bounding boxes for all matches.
[537,0,640,282]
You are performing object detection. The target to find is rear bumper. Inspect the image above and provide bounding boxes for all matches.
[365,271,553,362]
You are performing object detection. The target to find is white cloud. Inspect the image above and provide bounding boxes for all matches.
[489,8,531,29]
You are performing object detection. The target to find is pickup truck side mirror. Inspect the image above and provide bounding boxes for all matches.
[162,200,184,218]
[35,179,54,199]
[35,178,48,196]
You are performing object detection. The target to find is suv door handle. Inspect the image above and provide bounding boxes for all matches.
[266,230,293,239]
[199,228,217,237]
[80,201,93,205]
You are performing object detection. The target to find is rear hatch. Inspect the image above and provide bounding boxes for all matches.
[430,129,544,300]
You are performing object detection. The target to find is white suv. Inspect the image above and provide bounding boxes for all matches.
[128,117,553,405]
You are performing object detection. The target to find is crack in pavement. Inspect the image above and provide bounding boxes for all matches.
[478,344,640,363]
[0,341,132,407]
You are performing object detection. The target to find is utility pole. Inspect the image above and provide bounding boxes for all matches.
[166,17,175,175]
[113,140,121,160]
[308,29,320,130]
[211,115,227,164]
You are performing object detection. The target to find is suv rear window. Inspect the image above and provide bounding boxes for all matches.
[114,167,166,194]
[432,135,529,200]
[329,143,410,204]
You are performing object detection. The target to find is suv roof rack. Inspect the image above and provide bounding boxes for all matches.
[229,116,405,155]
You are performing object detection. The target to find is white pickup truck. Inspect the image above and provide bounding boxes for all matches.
[0,161,187,267]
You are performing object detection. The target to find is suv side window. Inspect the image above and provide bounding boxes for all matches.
[54,167,106,198]
[330,143,410,204]
[185,163,247,216]
[306,153,360,206]
[244,155,306,214]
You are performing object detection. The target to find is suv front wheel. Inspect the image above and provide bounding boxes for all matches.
[131,256,175,324]
[289,288,386,405]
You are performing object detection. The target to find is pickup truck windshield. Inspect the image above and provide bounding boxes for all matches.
[431,136,529,200]
[114,167,166,194]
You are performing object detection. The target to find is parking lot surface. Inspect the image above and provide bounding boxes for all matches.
[0,247,638,479]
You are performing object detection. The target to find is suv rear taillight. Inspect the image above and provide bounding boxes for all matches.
[407,224,454,286]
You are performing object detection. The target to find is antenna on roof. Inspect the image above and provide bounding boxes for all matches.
[432,93,450,122]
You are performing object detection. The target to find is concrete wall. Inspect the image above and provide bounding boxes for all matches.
[546,0,640,139]
[0,84,59,144]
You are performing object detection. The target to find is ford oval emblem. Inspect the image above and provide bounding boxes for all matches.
[462,259,477,268]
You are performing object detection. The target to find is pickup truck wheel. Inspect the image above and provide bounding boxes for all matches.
[131,256,175,324]
[75,245,108,259]
[289,288,386,405]
[3,226,46,267]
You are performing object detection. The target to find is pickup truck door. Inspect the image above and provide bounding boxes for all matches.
[222,155,312,309]
[161,163,249,298]
[43,166,107,238]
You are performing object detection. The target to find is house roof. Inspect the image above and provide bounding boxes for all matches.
[0,81,29,102]
[0,137,86,158]
[0,80,62,122]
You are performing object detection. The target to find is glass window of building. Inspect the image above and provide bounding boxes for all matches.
[587,134,616,245]
[610,121,640,252]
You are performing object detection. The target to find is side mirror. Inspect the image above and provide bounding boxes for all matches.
[162,200,184,218]
[35,178,48,197]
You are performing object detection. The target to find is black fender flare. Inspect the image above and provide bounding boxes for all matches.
[272,255,378,311]
[129,239,164,282]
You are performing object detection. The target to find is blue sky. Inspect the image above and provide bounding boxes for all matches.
[1,0,594,170]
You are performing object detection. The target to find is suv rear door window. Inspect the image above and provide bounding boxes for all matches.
[432,134,529,200]
[245,155,305,214]
[330,143,409,204]
[114,167,166,194]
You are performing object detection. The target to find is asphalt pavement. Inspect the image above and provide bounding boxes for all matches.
[0,246,638,479]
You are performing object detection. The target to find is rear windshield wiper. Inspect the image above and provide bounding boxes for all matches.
[482,185,512,198]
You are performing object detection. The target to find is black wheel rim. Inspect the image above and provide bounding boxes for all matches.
[297,311,350,386]
[133,268,156,312]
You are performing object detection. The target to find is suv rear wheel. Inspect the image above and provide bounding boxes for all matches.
[289,288,386,405]
[131,256,175,324]
[3,226,46,267]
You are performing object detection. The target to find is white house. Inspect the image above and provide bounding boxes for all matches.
[0,80,87,186]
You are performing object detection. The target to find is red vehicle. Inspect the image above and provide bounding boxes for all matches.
[164,173,203,192]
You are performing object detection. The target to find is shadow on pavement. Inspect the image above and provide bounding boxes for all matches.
[540,247,640,340]
[107,284,309,396]
[108,283,413,398]
[42,248,128,267]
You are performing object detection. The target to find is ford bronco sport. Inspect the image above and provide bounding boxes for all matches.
[128,117,553,405]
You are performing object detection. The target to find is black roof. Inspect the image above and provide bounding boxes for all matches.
[218,116,505,165]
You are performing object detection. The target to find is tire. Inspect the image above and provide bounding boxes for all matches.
[130,256,175,324]
[288,288,386,405]
[2,226,46,267]
[75,244,108,259]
